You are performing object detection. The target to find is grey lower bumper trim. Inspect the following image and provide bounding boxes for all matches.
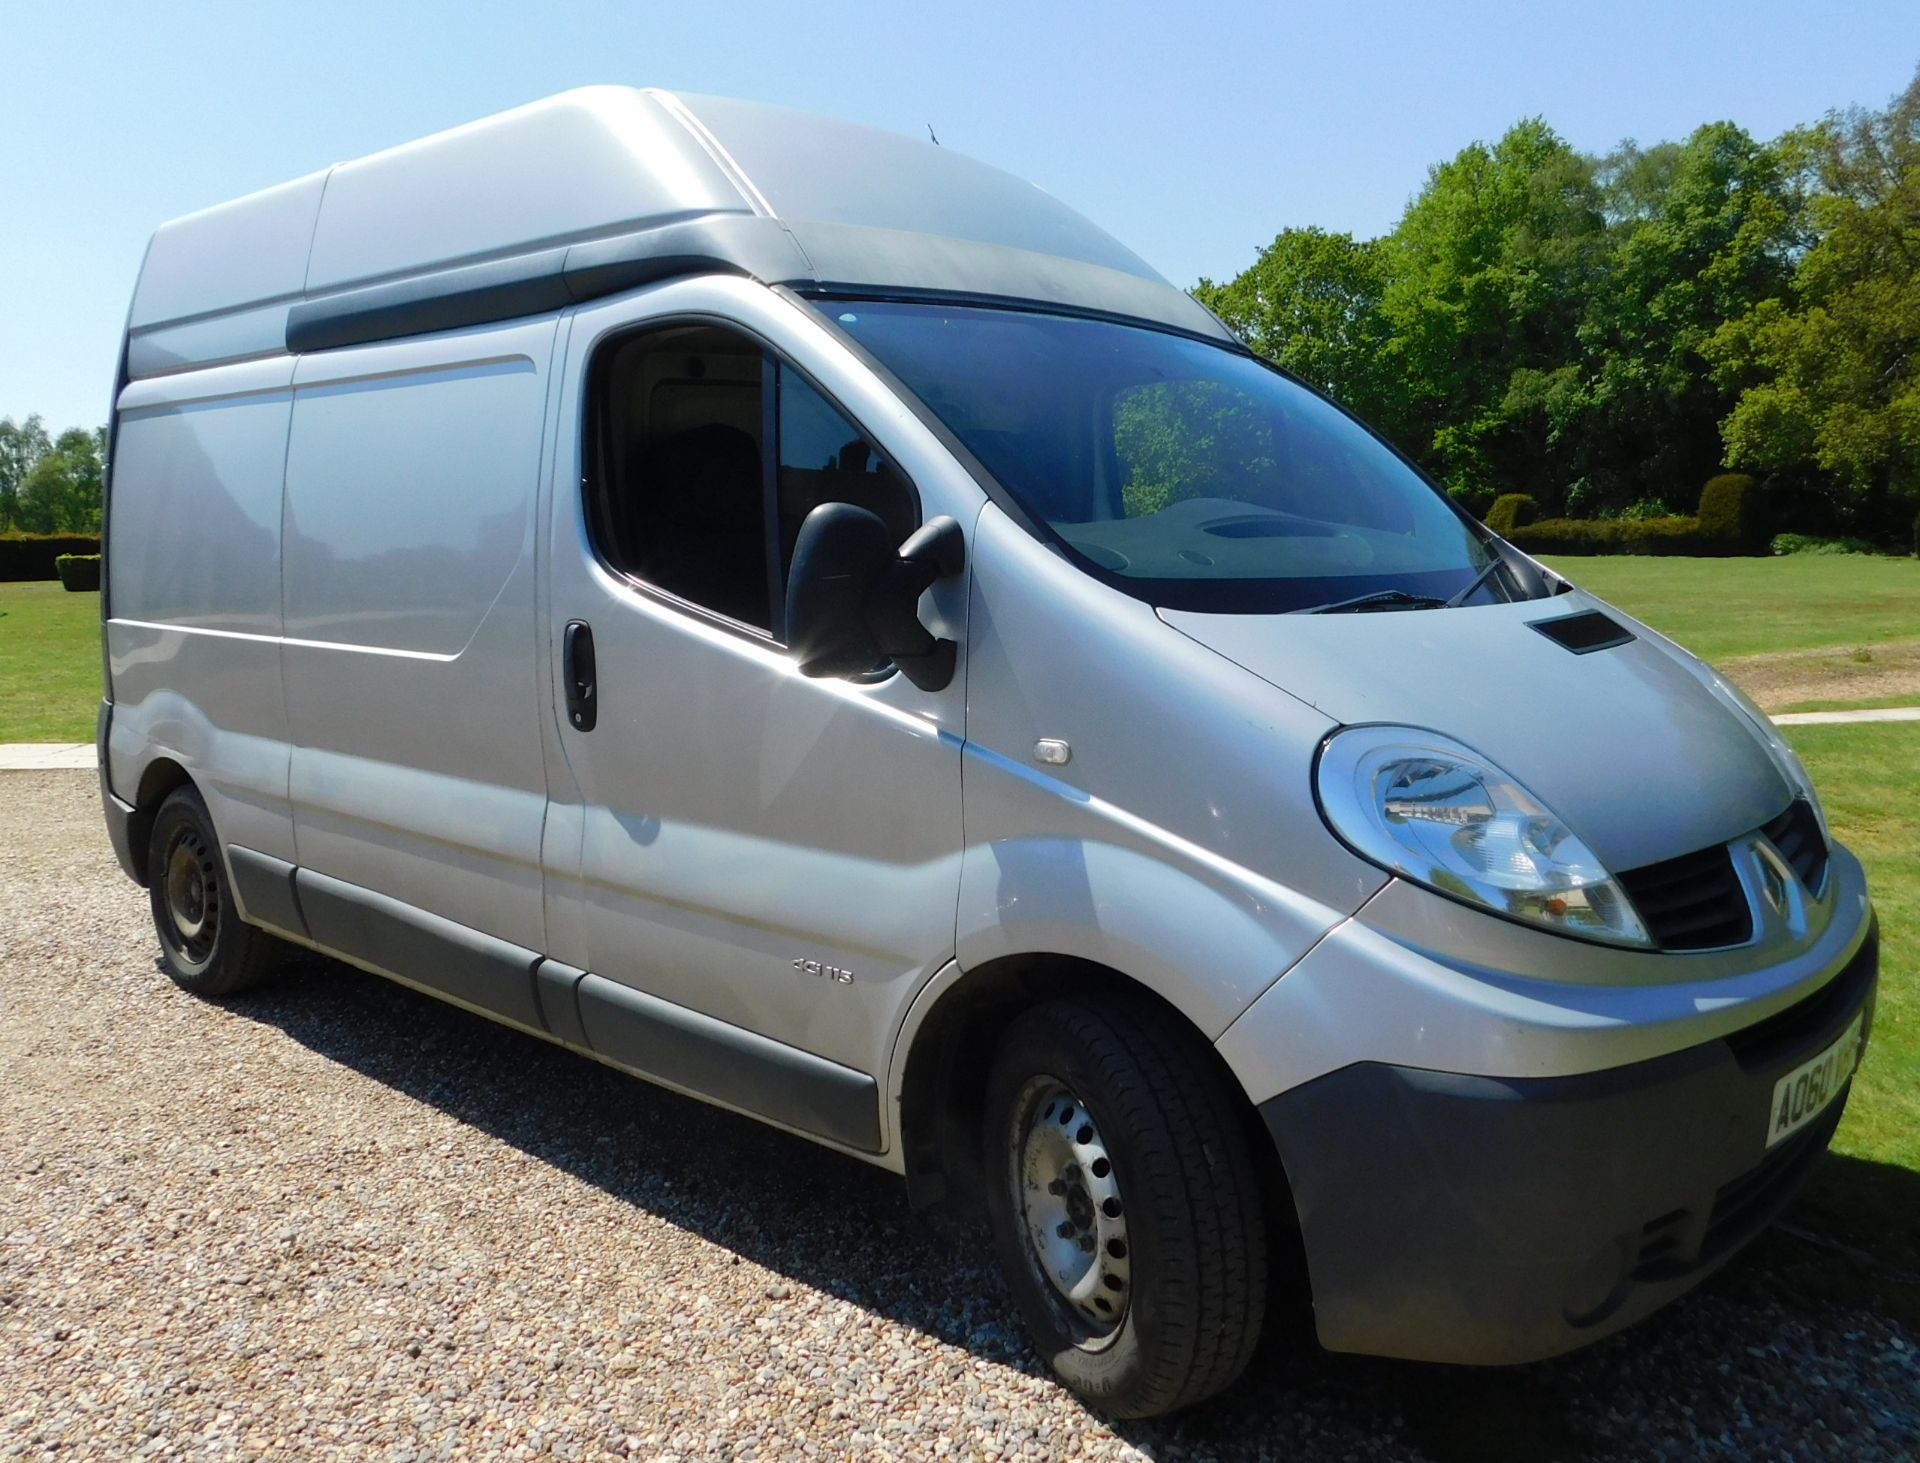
[1262,921,1879,1365]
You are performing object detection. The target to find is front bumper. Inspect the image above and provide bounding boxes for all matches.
[1261,919,1878,1365]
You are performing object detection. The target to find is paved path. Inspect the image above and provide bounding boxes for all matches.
[1769,707,1920,726]
[7,707,1917,771]
[0,742,95,770]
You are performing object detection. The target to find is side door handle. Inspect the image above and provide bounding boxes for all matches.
[562,620,597,732]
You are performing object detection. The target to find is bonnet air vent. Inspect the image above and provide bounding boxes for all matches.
[1529,610,1635,655]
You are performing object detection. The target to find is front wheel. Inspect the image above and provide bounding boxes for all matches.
[145,786,288,997]
[982,998,1269,1418]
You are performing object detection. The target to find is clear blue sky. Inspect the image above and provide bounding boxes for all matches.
[4,0,1916,433]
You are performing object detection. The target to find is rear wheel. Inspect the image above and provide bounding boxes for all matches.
[982,997,1269,1418]
[145,786,287,997]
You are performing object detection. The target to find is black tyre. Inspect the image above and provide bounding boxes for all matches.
[145,785,287,997]
[982,997,1269,1418]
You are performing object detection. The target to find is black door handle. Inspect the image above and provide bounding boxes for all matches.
[562,620,597,732]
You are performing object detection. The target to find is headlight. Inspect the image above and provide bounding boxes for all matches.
[1317,725,1652,948]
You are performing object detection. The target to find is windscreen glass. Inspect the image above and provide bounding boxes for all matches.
[831,302,1499,613]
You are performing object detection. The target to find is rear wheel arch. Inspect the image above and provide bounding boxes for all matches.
[125,757,194,888]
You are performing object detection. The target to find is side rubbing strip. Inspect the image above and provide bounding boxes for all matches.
[575,974,882,1152]
[227,847,309,942]
[293,869,545,1033]
[535,960,590,1049]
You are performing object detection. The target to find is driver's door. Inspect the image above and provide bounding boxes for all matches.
[538,279,971,1151]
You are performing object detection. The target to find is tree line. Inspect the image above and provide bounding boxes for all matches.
[1196,68,1920,541]
[0,416,106,535]
[8,71,1916,544]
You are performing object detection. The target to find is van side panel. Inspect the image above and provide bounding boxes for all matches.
[956,506,1377,1038]
[281,318,558,954]
[106,358,297,865]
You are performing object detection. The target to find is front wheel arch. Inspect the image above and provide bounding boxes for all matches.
[895,954,1299,1236]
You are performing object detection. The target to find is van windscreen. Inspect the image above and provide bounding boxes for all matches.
[828,302,1505,615]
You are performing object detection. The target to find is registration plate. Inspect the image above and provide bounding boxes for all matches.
[1766,1011,1864,1149]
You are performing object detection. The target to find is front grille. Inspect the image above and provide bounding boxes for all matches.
[1617,844,1753,950]
[1762,799,1829,895]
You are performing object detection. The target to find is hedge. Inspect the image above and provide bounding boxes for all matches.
[1506,514,1715,556]
[0,533,101,581]
[1771,533,1880,556]
[1696,473,1761,550]
[54,554,101,592]
[1502,475,1763,556]
[1484,493,1538,538]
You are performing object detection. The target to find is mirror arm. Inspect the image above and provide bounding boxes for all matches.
[870,516,964,692]
[868,558,939,659]
[897,516,965,578]
[868,556,951,691]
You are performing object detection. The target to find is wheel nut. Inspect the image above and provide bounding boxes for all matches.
[1056,1221,1075,1239]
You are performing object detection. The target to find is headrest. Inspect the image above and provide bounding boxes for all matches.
[646,423,763,529]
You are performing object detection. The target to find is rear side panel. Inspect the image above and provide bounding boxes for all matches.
[280,317,560,955]
[106,356,298,864]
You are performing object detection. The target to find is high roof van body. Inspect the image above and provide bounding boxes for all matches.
[101,89,1877,1417]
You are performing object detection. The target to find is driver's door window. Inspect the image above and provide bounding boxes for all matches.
[590,323,916,641]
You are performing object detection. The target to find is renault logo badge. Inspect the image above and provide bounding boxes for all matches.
[1754,844,1790,915]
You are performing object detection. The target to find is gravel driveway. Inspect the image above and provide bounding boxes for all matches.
[3,769,1915,1461]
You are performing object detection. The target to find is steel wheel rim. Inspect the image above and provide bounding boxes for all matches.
[1011,1078,1131,1342]
[163,827,218,964]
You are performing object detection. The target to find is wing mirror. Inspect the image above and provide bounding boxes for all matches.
[785,505,965,691]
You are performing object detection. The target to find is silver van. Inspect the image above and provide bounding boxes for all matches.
[101,89,1876,1417]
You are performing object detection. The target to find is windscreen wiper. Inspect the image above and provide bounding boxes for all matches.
[1444,557,1507,608]
[1293,588,1449,615]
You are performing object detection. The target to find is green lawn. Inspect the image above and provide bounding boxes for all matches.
[1542,553,1920,662]
[1752,721,1920,1322]
[1790,724,1918,1171]
[0,582,100,742]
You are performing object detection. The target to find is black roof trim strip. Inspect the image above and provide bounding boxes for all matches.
[286,215,808,354]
